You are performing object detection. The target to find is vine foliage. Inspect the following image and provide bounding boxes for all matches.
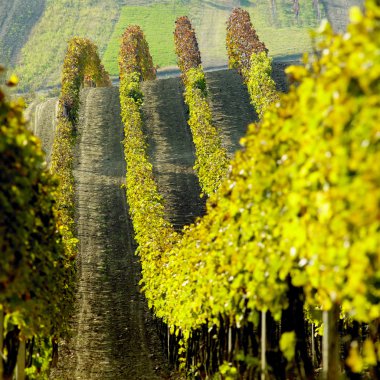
[174,16,202,73]
[118,26,178,313]
[1,68,67,378]
[119,25,156,82]
[226,8,267,77]
[174,16,228,195]
[226,8,278,118]
[121,2,380,377]
[246,52,279,118]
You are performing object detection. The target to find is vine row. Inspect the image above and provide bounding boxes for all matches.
[174,16,228,196]
[0,38,111,378]
[227,8,278,118]
[1,68,66,378]
[118,26,180,315]
[121,2,380,378]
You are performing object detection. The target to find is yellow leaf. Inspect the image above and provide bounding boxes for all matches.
[6,74,19,87]
[349,7,363,24]
[363,339,377,366]
[346,342,363,373]
[280,331,296,361]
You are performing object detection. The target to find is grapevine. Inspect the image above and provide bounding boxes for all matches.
[174,16,228,196]
[121,2,380,377]
[0,68,67,378]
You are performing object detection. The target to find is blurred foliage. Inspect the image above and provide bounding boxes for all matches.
[0,66,67,377]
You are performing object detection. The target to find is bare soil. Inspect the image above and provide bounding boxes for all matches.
[141,77,206,230]
[206,69,257,157]
[25,97,58,165]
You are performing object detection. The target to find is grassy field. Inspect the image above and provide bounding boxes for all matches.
[247,0,324,58]
[103,2,189,75]
[104,0,323,76]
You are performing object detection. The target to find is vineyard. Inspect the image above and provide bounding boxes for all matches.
[0,0,379,379]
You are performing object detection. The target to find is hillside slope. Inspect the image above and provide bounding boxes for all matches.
[2,0,343,90]
[0,0,45,66]
[15,0,123,90]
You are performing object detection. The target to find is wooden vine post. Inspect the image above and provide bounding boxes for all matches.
[261,310,267,380]
[322,305,340,380]
[15,337,25,380]
[0,307,3,379]
[311,323,317,367]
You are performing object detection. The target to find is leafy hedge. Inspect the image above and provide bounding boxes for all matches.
[174,16,201,73]
[119,25,156,81]
[174,17,228,196]
[226,8,267,77]
[246,52,279,118]
[226,8,278,119]
[182,68,229,196]
[118,27,178,310]
[0,69,68,378]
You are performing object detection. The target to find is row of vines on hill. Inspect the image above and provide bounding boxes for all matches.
[226,5,379,377]
[226,8,278,118]
[0,38,110,379]
[120,2,380,379]
[51,37,111,283]
[118,26,180,325]
[48,36,111,376]
[174,16,228,196]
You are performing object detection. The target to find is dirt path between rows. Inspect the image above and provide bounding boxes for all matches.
[141,77,206,229]
[206,69,257,157]
[50,87,170,380]
[206,63,290,159]
[140,67,287,229]
[25,97,58,165]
